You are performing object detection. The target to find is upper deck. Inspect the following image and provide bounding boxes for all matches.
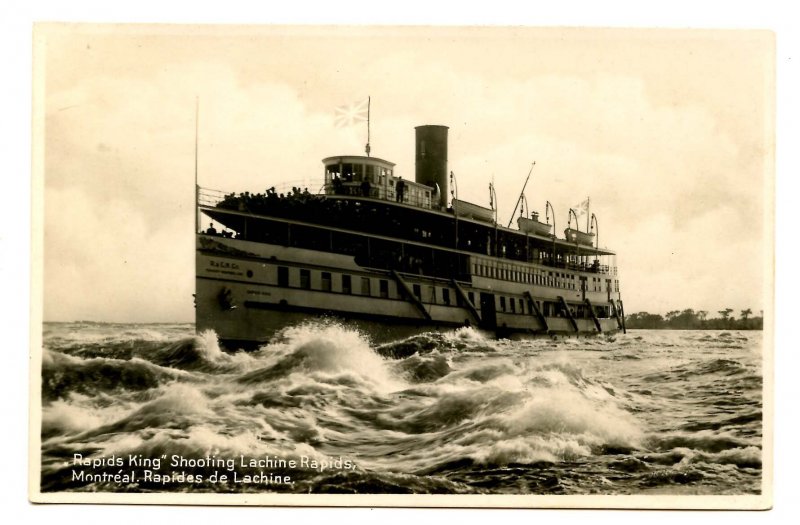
[197,124,618,277]
[199,184,617,277]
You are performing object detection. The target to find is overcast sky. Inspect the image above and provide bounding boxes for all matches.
[38,25,773,322]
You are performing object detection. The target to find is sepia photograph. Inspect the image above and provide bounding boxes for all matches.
[29,22,773,508]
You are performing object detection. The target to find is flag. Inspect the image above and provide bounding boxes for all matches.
[334,98,369,128]
[572,197,589,217]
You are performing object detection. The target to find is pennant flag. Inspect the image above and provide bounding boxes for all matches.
[335,98,369,128]
[572,198,589,217]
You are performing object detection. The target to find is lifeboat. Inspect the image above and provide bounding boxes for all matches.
[564,228,596,246]
[517,216,553,236]
[451,198,495,223]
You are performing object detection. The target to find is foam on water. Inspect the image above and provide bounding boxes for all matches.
[39,324,763,495]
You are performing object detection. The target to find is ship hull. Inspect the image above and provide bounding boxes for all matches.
[196,234,622,349]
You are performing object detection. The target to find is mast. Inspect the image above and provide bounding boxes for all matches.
[586,196,591,232]
[365,96,371,157]
[450,171,458,249]
[194,97,199,233]
[490,177,498,257]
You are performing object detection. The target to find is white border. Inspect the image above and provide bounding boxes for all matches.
[5,0,797,522]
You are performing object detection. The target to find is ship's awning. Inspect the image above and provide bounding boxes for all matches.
[200,203,617,260]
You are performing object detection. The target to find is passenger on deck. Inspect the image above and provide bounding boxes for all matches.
[396,177,405,202]
[361,179,371,197]
[207,223,217,235]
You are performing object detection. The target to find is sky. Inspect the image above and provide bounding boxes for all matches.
[38,24,773,322]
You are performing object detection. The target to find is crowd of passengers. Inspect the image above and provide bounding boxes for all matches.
[210,188,607,273]
[217,186,315,213]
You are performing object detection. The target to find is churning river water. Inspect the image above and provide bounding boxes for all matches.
[39,322,763,495]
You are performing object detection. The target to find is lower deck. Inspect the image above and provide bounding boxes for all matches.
[195,234,625,347]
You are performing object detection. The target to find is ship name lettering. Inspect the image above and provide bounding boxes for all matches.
[209,260,239,270]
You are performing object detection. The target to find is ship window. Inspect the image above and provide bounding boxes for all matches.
[353,163,364,182]
[342,163,354,182]
[321,272,332,292]
[510,299,516,313]
[468,291,475,306]
[277,266,289,287]
[413,284,421,300]
[519,298,524,312]
[442,288,451,305]
[500,296,506,311]
[342,274,352,294]
[379,279,389,298]
[300,269,311,289]
[361,277,371,296]
[326,164,341,178]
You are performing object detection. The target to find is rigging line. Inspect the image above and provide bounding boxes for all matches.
[507,162,536,228]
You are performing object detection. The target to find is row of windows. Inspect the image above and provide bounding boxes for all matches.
[474,261,579,289]
[325,164,393,183]
[281,267,385,297]
[275,265,540,313]
[280,266,441,302]
[473,261,615,294]
[272,265,613,318]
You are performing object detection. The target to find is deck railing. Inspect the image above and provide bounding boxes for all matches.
[198,180,323,208]
[323,182,434,209]
[198,187,228,207]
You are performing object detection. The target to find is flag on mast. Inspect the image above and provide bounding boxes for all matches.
[334,98,369,128]
[572,197,590,218]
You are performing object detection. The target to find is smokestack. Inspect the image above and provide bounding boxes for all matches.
[415,125,449,209]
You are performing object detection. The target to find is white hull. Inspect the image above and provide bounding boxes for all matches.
[196,234,623,348]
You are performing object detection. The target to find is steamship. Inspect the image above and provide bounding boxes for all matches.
[195,125,625,349]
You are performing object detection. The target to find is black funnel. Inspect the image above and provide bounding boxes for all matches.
[415,125,449,208]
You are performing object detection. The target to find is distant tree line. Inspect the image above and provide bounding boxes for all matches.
[625,308,763,330]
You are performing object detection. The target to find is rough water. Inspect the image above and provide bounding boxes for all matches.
[39,322,763,495]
